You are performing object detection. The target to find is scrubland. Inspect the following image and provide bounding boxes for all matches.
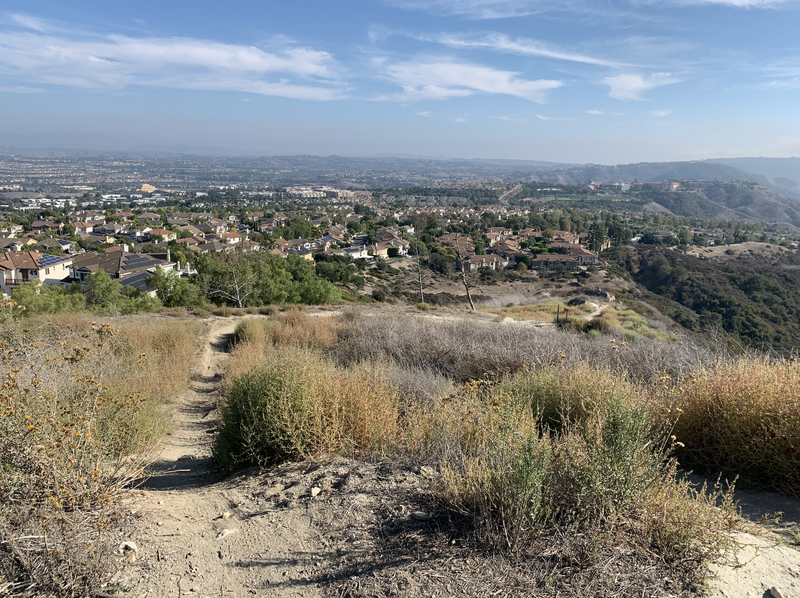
[216,309,800,593]
[0,299,202,596]
[4,300,800,596]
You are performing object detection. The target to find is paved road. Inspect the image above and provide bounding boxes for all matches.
[499,183,522,202]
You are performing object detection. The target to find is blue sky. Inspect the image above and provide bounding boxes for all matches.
[1,0,799,163]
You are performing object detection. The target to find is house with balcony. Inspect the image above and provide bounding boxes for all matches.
[0,251,73,295]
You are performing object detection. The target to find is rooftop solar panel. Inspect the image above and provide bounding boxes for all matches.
[38,254,68,267]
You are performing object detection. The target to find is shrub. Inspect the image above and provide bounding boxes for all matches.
[231,318,267,346]
[212,305,233,317]
[0,320,180,595]
[214,347,399,469]
[673,358,800,494]
[496,364,640,432]
[434,375,736,567]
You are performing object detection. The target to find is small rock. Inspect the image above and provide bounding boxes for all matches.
[222,511,231,519]
[412,511,433,521]
[409,465,420,474]
[310,487,322,497]
[216,528,238,540]
[419,466,436,479]
[118,541,138,561]
[348,533,357,541]
[157,521,163,526]
[770,588,784,598]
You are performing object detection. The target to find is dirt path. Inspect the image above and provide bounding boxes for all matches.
[116,319,327,598]
[142,319,236,490]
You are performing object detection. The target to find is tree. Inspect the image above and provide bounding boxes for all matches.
[195,252,258,308]
[588,222,607,252]
[147,268,205,307]
[86,270,122,307]
[453,235,476,311]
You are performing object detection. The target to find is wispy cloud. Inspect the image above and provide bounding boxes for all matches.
[377,59,562,102]
[385,0,559,19]
[536,115,577,121]
[9,13,48,32]
[602,72,678,100]
[586,109,605,114]
[420,32,628,68]
[0,85,45,93]
[388,0,791,18]
[0,25,346,100]
[643,0,789,6]
[650,109,673,117]
[498,115,529,121]
[417,110,432,117]
[452,116,468,122]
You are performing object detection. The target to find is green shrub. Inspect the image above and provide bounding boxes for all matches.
[436,375,736,563]
[214,349,324,469]
[213,348,400,470]
[496,365,639,432]
[231,319,267,346]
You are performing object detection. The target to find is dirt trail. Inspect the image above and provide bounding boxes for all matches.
[116,319,327,598]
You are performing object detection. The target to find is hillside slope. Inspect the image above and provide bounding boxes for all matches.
[639,183,800,228]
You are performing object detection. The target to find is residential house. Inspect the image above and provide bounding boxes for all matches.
[552,231,582,245]
[196,241,231,254]
[234,239,262,252]
[147,228,178,242]
[486,227,512,238]
[343,246,369,260]
[138,212,163,227]
[220,232,242,244]
[530,254,578,271]
[31,220,63,235]
[72,210,105,222]
[38,238,73,253]
[0,251,73,295]
[492,239,522,259]
[0,238,25,252]
[67,248,173,284]
[464,254,509,272]
[73,222,94,234]
[178,224,204,238]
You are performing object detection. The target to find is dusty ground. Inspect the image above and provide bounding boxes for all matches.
[368,257,631,309]
[110,314,800,598]
[685,241,793,261]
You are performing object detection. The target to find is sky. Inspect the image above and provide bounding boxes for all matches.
[1,0,799,163]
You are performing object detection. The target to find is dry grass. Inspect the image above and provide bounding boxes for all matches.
[482,300,594,322]
[215,310,741,592]
[673,358,800,495]
[333,310,716,383]
[214,345,400,469]
[0,313,203,596]
[231,313,340,351]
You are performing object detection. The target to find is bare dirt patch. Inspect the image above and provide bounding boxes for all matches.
[685,241,792,261]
